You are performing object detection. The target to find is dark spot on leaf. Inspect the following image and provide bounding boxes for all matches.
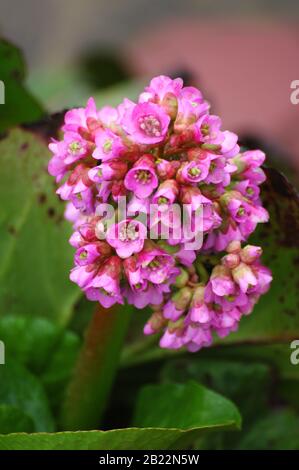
[20,142,29,151]
[284,308,295,317]
[8,225,16,236]
[55,214,64,225]
[47,207,56,218]
[37,193,47,205]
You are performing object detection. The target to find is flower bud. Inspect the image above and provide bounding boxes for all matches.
[174,268,189,288]
[240,245,262,264]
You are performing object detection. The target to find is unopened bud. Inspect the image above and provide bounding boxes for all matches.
[174,268,189,288]
[240,245,262,264]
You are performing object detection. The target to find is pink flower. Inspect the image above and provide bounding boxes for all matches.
[138,246,177,284]
[85,256,123,308]
[106,219,147,258]
[152,180,179,205]
[210,266,235,297]
[188,286,212,324]
[48,74,272,350]
[163,287,193,321]
[220,131,240,157]
[139,75,183,103]
[93,129,125,161]
[178,160,210,184]
[194,114,222,144]
[124,156,158,198]
[62,97,99,138]
[88,160,127,183]
[126,284,163,308]
[122,102,170,144]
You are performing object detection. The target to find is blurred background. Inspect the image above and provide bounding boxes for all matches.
[1,0,299,180]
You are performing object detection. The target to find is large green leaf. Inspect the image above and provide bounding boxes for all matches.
[0,424,231,450]
[133,381,241,431]
[0,382,240,449]
[0,39,44,131]
[0,128,80,324]
[0,359,54,432]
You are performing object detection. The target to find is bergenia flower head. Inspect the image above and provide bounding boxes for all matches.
[49,75,272,352]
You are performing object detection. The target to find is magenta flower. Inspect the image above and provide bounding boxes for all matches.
[62,97,99,137]
[124,156,158,198]
[85,256,123,308]
[178,160,210,184]
[139,75,183,103]
[152,180,179,205]
[48,74,272,353]
[122,102,170,144]
[93,129,125,161]
[88,160,127,183]
[106,219,147,258]
[138,246,176,284]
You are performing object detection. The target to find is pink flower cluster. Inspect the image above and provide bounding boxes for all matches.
[48,75,272,352]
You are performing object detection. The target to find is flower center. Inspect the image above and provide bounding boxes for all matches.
[201,123,210,136]
[225,295,235,302]
[188,167,201,178]
[158,196,168,205]
[237,207,246,217]
[134,169,152,184]
[69,141,83,155]
[148,259,161,270]
[99,287,113,297]
[138,114,161,137]
[119,223,139,242]
[103,139,113,153]
[79,250,87,259]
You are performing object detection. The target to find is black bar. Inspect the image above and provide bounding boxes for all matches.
[0,450,298,467]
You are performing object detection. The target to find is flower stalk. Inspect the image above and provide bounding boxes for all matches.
[61,303,132,431]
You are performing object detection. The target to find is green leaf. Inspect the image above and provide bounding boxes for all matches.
[0,382,241,450]
[0,359,54,432]
[0,423,229,450]
[0,315,61,372]
[161,359,270,421]
[0,129,81,324]
[133,381,241,432]
[0,404,34,434]
[0,314,80,377]
[0,39,44,131]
